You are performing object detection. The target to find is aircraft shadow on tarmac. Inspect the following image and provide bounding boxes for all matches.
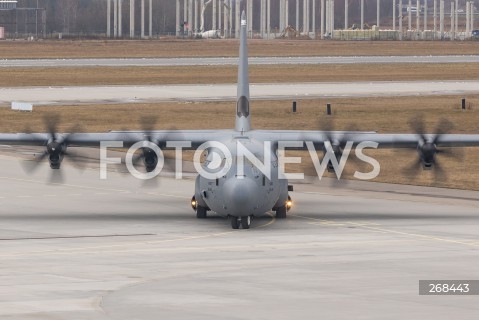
[296,201,477,220]
[291,212,476,221]
[0,212,274,223]
[0,211,474,223]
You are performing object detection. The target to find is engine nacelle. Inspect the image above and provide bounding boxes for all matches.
[142,148,158,172]
[418,142,437,170]
[324,144,343,173]
[46,141,64,169]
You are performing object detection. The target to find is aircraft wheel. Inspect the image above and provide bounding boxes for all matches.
[242,216,251,229]
[231,216,240,229]
[196,206,207,219]
[276,206,287,219]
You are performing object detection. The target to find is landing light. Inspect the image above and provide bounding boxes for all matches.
[286,195,293,211]
[191,197,198,210]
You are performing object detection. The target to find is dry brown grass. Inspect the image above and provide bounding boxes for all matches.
[2,96,477,133]
[2,63,479,87]
[1,95,478,190]
[1,39,479,59]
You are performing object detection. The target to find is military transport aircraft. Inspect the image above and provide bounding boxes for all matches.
[1,12,479,229]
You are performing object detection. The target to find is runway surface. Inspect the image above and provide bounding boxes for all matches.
[1,80,478,105]
[0,151,478,319]
[1,55,479,67]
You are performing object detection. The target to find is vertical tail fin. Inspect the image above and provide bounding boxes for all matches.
[235,10,251,133]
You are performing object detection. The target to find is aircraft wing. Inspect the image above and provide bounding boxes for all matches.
[0,130,229,149]
[2,130,479,149]
[252,131,479,149]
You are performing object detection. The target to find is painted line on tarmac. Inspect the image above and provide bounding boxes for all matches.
[297,189,479,208]
[154,193,190,199]
[0,231,236,258]
[254,212,276,229]
[0,176,189,200]
[291,214,479,248]
[0,176,128,193]
[0,213,276,258]
[27,238,422,256]
[0,234,157,241]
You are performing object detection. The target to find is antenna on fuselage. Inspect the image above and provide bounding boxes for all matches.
[235,10,251,133]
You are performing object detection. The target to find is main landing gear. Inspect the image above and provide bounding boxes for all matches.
[231,216,251,229]
[275,205,287,219]
[196,206,207,219]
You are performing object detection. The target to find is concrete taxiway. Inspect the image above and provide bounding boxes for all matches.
[1,80,479,105]
[1,55,479,68]
[0,150,478,319]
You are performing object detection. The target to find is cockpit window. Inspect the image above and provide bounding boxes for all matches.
[236,96,250,117]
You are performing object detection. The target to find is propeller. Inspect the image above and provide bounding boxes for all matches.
[301,117,359,185]
[318,117,359,175]
[23,113,84,183]
[126,116,181,187]
[403,116,463,180]
[131,116,160,173]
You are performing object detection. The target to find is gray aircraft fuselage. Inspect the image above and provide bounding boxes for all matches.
[194,136,289,218]
[192,12,290,223]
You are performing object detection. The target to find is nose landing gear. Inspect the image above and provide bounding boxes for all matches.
[231,216,251,229]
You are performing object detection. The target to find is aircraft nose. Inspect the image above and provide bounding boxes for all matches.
[222,177,259,216]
